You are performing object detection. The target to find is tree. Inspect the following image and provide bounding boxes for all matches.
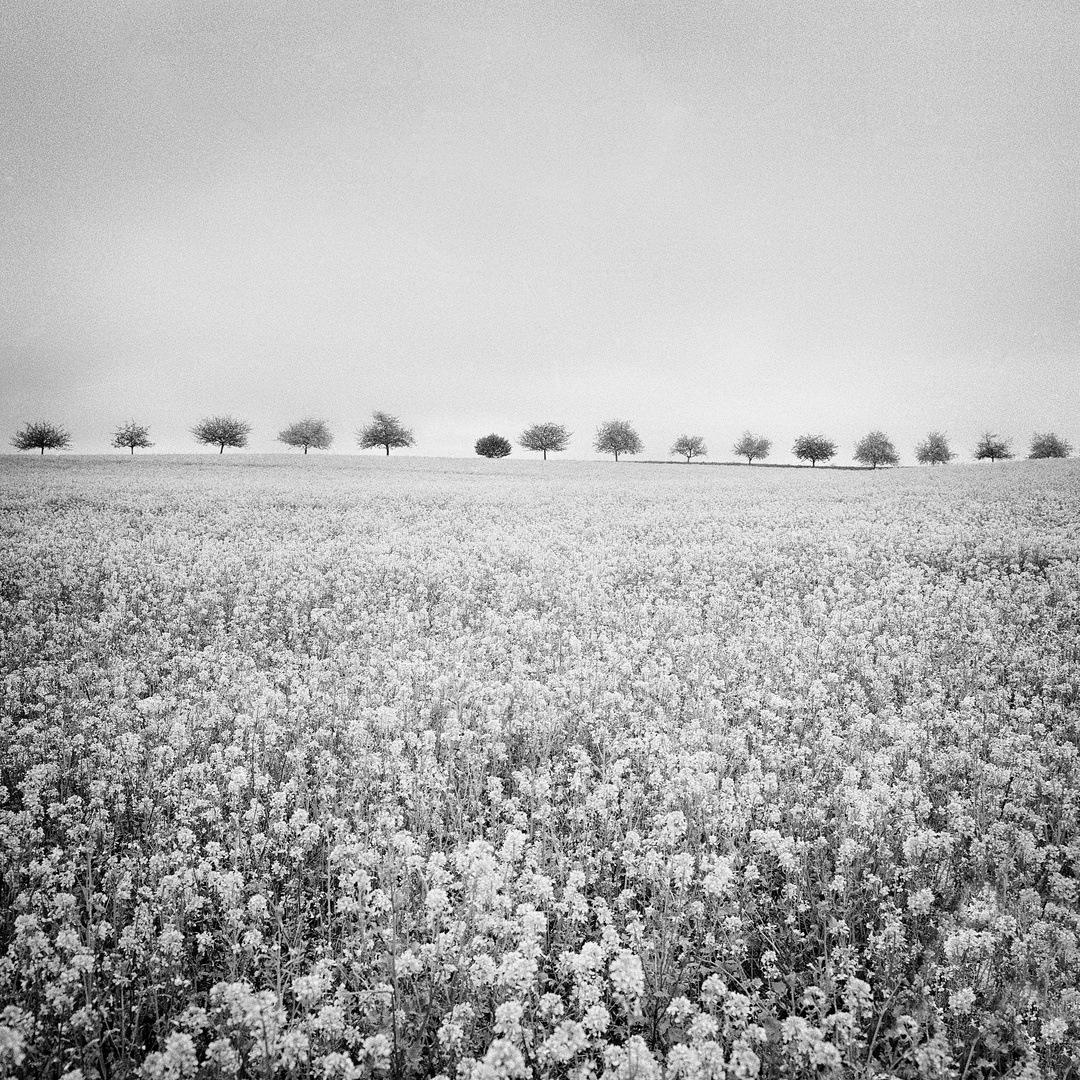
[1029,432,1072,459]
[792,434,837,467]
[357,411,415,455]
[112,420,153,455]
[915,431,955,465]
[475,434,512,458]
[670,435,707,463]
[732,431,771,464]
[519,422,570,460]
[192,415,252,454]
[278,418,333,454]
[12,421,71,455]
[594,419,643,462]
[974,432,1013,463]
[853,430,899,469]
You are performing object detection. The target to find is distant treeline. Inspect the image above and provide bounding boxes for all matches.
[9,414,1074,465]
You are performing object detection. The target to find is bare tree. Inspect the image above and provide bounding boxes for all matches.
[278,418,333,454]
[594,419,643,461]
[670,435,707,463]
[520,422,570,460]
[112,420,153,455]
[853,431,899,469]
[357,411,415,455]
[974,433,1013,463]
[475,434,512,458]
[1029,432,1072,459]
[12,421,71,455]
[192,415,252,454]
[732,432,771,464]
[792,434,837,467]
[914,431,955,465]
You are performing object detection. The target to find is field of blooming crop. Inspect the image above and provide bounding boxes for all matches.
[2,455,1079,1080]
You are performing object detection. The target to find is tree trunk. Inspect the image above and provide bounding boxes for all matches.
[614,451,619,462]
[385,445,390,455]
[219,444,224,454]
[131,446,134,455]
[543,449,547,460]
[40,446,44,455]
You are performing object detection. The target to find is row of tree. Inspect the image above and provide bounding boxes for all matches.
[501,425,1071,466]
[9,416,1074,465]
[8,414,413,456]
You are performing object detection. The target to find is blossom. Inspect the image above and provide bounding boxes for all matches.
[471,1039,528,1080]
[949,987,977,1015]
[609,950,645,1001]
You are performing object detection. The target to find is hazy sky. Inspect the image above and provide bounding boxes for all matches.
[2,0,1078,460]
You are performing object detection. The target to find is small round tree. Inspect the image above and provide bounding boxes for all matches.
[915,431,955,465]
[12,421,71,455]
[670,435,707,463]
[192,415,252,454]
[1029,432,1072,459]
[112,420,153,455]
[475,434,512,458]
[278,418,333,454]
[520,422,570,460]
[792,434,837,467]
[853,431,899,469]
[357,411,415,455]
[594,419,643,462]
[733,432,771,464]
[974,433,1013,463]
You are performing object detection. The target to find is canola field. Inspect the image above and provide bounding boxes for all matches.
[2,455,1079,1080]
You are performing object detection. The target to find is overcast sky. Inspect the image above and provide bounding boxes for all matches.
[2,0,1077,460]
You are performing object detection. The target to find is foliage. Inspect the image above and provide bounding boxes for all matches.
[1029,432,1072,459]
[475,434,513,458]
[191,415,252,454]
[853,430,900,469]
[593,420,643,462]
[915,432,955,465]
[974,432,1013,463]
[732,432,770,464]
[11,421,71,455]
[670,435,707,463]
[791,433,837,467]
[519,422,570,460]
[1,460,1079,1078]
[357,411,415,455]
[112,420,154,455]
[278,418,333,454]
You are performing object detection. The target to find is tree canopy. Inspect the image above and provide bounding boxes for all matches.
[791,434,837,467]
[974,433,1013,463]
[357,411,415,455]
[475,434,512,458]
[1029,432,1071,459]
[594,419,643,461]
[853,431,899,469]
[112,420,153,455]
[914,432,955,465]
[12,421,71,455]
[733,432,771,464]
[519,422,570,460]
[192,415,252,453]
[278,418,333,454]
[670,435,707,463]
